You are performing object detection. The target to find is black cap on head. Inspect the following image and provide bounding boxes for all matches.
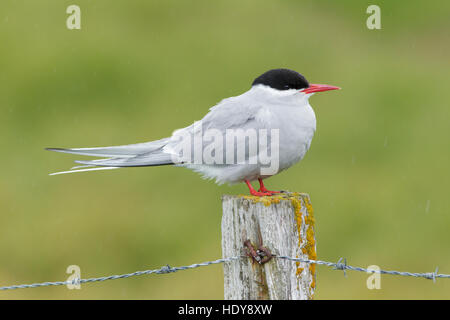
[252,68,309,91]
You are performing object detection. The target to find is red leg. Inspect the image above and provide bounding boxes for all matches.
[258,178,281,194]
[245,180,272,196]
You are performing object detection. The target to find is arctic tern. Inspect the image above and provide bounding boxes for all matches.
[47,68,340,196]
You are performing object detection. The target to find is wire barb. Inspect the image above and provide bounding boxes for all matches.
[333,258,348,277]
[68,277,81,286]
[424,267,439,283]
[156,265,175,274]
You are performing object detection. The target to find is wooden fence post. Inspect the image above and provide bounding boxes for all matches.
[221,192,316,300]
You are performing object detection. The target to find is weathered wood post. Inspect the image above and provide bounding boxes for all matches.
[221,192,316,300]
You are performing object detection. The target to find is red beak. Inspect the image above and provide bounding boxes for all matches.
[301,84,340,94]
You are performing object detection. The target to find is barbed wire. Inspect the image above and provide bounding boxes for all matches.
[0,257,240,291]
[0,255,449,291]
[275,256,450,281]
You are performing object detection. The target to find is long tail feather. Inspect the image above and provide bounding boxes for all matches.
[45,138,170,158]
[49,166,119,176]
[74,152,174,167]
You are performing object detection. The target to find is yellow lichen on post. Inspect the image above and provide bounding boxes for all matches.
[301,196,316,290]
[288,193,316,292]
[289,195,306,278]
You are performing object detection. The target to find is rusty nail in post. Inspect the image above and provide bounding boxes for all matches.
[257,246,273,264]
[244,239,261,264]
[244,240,273,265]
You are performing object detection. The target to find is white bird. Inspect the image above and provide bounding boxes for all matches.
[47,69,339,196]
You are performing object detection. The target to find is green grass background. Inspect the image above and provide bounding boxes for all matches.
[0,0,449,299]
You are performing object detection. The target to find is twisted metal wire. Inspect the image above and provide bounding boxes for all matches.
[1,255,449,291]
[275,256,450,281]
[0,257,240,291]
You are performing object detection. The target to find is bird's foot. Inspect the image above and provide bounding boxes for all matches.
[258,187,281,195]
[249,189,273,197]
[245,179,272,197]
[257,178,283,195]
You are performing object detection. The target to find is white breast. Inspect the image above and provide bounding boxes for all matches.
[264,101,316,173]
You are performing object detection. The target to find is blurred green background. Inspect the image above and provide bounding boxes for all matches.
[0,0,449,299]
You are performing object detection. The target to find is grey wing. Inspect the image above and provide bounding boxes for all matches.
[202,95,262,131]
[163,94,269,164]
